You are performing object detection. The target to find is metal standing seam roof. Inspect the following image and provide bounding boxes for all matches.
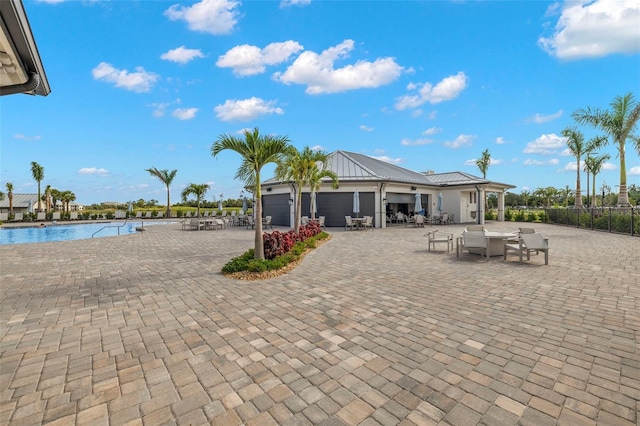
[0,193,38,208]
[263,150,514,189]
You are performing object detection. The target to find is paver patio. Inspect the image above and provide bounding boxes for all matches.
[0,222,638,425]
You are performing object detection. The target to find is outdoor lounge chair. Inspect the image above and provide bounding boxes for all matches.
[504,233,549,265]
[456,231,488,259]
[11,212,23,222]
[69,212,78,220]
[155,211,164,219]
[36,212,46,221]
[0,212,8,222]
[135,211,143,219]
[425,230,453,253]
[52,212,61,221]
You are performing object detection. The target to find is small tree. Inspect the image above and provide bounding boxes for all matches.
[146,167,177,217]
[30,161,44,212]
[5,182,14,216]
[181,183,210,217]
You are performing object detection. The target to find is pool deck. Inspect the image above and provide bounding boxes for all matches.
[1,223,638,425]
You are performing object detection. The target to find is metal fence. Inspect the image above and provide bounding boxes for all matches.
[542,206,639,236]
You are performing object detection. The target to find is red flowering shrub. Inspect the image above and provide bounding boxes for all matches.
[262,221,324,260]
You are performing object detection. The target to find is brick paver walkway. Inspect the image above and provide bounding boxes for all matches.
[1,222,638,425]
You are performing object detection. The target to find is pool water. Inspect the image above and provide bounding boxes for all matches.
[0,221,178,245]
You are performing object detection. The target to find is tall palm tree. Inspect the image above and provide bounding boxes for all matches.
[308,154,339,220]
[30,161,44,212]
[572,92,640,206]
[584,153,611,207]
[146,167,177,218]
[274,146,324,233]
[5,182,14,216]
[521,190,530,208]
[561,127,589,207]
[181,183,210,217]
[50,188,61,212]
[475,148,491,210]
[211,127,291,260]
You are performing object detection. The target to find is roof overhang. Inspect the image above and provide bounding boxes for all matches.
[0,0,50,96]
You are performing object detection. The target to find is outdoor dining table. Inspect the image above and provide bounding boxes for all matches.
[351,217,365,230]
[483,231,518,256]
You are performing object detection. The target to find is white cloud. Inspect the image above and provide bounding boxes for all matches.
[160,46,205,64]
[444,134,475,149]
[524,158,560,166]
[372,155,403,165]
[172,108,199,120]
[78,167,109,177]
[149,102,171,117]
[273,39,404,94]
[164,0,240,34]
[92,62,159,93]
[13,134,41,141]
[400,138,434,146]
[602,162,616,170]
[280,0,311,8]
[523,133,566,154]
[528,109,563,124]
[629,166,640,175]
[539,0,640,59]
[214,97,284,122]
[422,127,441,136]
[394,72,468,110]
[359,125,373,132]
[310,145,326,151]
[496,136,507,144]
[217,41,303,76]
[562,161,578,171]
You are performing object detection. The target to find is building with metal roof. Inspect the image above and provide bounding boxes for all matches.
[262,150,515,228]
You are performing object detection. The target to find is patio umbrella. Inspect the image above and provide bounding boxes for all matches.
[437,192,443,214]
[353,189,360,218]
[128,201,133,212]
[242,197,247,212]
[414,191,423,214]
[218,199,223,211]
[310,192,317,220]
[27,200,33,213]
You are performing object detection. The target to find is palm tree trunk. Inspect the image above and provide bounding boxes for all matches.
[617,143,630,206]
[575,158,582,207]
[166,187,172,218]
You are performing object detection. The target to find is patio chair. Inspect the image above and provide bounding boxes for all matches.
[425,230,453,253]
[246,216,255,229]
[362,216,374,230]
[319,216,326,230]
[344,216,355,231]
[456,231,488,259]
[466,224,485,232]
[504,233,549,265]
[301,216,309,226]
[184,218,204,231]
[415,215,425,227]
[264,216,273,229]
[440,213,449,225]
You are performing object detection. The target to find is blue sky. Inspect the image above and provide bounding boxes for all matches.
[2,0,640,205]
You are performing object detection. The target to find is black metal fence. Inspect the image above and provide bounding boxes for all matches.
[542,206,639,236]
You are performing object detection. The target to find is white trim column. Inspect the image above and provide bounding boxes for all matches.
[498,191,505,221]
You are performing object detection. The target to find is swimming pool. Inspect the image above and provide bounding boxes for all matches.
[0,221,178,245]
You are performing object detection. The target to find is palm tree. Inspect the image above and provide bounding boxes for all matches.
[5,182,14,216]
[521,190,530,208]
[584,153,611,207]
[30,161,44,212]
[181,183,210,217]
[60,190,76,212]
[211,127,291,260]
[146,167,177,217]
[475,148,491,210]
[308,160,339,220]
[50,188,61,212]
[561,127,590,207]
[572,92,640,206]
[274,146,324,233]
[44,185,51,213]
